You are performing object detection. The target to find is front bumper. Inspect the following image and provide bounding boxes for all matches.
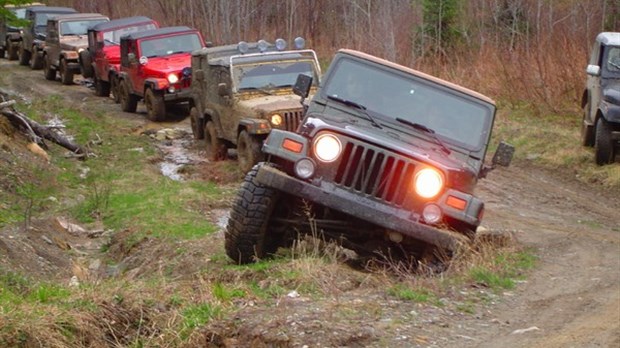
[163,88,191,102]
[256,165,469,251]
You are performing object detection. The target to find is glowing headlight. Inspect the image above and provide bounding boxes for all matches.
[167,74,179,84]
[313,134,341,162]
[78,48,84,53]
[270,114,283,126]
[414,168,444,199]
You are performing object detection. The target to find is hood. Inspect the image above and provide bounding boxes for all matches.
[235,93,302,115]
[602,80,620,105]
[60,36,88,50]
[143,54,191,75]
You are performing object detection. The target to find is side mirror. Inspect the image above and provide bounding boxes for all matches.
[586,64,601,76]
[217,83,228,96]
[293,74,312,98]
[492,141,515,167]
[194,69,205,81]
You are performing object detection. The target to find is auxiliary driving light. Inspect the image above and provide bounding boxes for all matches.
[270,114,283,126]
[237,41,249,54]
[258,40,268,52]
[167,73,179,84]
[313,134,342,162]
[294,37,305,49]
[414,168,444,199]
[294,158,315,179]
[275,38,287,51]
[422,204,442,224]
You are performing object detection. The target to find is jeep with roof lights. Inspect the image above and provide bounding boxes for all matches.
[190,37,321,173]
[225,49,514,265]
[117,26,205,121]
[42,13,109,84]
[19,6,76,69]
[0,2,44,60]
[581,32,620,165]
[79,16,159,100]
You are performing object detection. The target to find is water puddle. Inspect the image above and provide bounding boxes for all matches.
[152,127,207,181]
[211,208,230,229]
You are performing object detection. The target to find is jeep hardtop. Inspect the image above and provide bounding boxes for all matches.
[42,13,109,84]
[190,38,321,173]
[19,6,76,69]
[0,2,44,60]
[225,49,514,265]
[118,26,205,121]
[581,32,620,165]
[80,16,159,100]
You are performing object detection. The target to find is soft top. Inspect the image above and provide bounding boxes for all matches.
[48,13,109,21]
[121,26,195,41]
[337,49,496,106]
[596,32,620,46]
[27,6,76,14]
[90,16,155,32]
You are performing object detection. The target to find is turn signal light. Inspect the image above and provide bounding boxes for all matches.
[282,138,303,153]
[446,195,467,210]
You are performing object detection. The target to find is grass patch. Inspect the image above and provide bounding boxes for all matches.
[387,284,440,304]
[180,303,222,339]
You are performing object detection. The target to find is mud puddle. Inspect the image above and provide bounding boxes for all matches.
[152,128,207,181]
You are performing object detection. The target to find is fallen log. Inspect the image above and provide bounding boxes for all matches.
[1,94,88,158]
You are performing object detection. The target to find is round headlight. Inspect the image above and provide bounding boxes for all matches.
[167,74,179,84]
[313,134,341,162]
[275,38,287,51]
[414,168,444,199]
[422,204,442,224]
[237,41,249,54]
[270,114,283,126]
[258,40,268,52]
[78,48,84,53]
[294,37,305,49]
[294,158,315,179]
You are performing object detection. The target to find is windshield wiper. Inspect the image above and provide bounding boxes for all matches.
[327,95,382,129]
[396,117,451,155]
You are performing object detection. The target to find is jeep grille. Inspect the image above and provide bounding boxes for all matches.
[283,110,303,132]
[334,141,416,206]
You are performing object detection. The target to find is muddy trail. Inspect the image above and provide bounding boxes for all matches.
[1,59,619,347]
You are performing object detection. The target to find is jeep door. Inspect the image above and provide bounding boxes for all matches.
[128,39,145,95]
[211,67,237,141]
[45,20,60,66]
[90,31,107,80]
[587,41,603,119]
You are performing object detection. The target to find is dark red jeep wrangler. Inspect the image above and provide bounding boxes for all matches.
[117,26,205,121]
[80,16,159,101]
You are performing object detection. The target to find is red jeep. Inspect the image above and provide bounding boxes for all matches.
[80,16,159,101]
[117,26,205,121]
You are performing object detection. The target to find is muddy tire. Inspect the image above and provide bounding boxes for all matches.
[110,75,120,103]
[205,120,227,161]
[30,51,43,70]
[7,42,18,60]
[94,77,110,97]
[59,59,74,85]
[581,108,595,147]
[145,88,166,121]
[119,80,138,113]
[225,163,281,264]
[595,117,615,165]
[79,50,94,78]
[18,44,30,66]
[43,56,56,81]
[237,130,264,173]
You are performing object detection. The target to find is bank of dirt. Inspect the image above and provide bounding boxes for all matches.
[0,59,619,347]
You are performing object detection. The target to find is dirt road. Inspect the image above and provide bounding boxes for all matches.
[1,59,619,347]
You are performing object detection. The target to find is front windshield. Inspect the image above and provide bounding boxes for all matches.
[322,58,493,150]
[35,13,54,26]
[12,9,27,19]
[60,19,107,36]
[101,22,157,46]
[139,33,202,58]
[233,59,319,91]
[605,46,620,77]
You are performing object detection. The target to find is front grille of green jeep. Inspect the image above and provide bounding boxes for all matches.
[334,141,416,206]
[283,110,303,132]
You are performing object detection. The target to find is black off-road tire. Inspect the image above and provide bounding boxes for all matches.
[43,56,56,81]
[79,50,94,78]
[205,121,227,161]
[119,80,138,113]
[595,117,615,165]
[145,88,166,121]
[18,44,30,66]
[94,77,111,97]
[30,51,43,70]
[59,59,74,85]
[110,75,120,103]
[225,163,281,264]
[237,130,264,173]
[7,42,18,60]
[581,108,595,147]
[0,46,4,59]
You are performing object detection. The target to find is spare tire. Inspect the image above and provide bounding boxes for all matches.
[79,50,94,78]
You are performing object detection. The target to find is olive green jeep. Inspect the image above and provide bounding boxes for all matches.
[225,49,514,266]
[189,38,321,173]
